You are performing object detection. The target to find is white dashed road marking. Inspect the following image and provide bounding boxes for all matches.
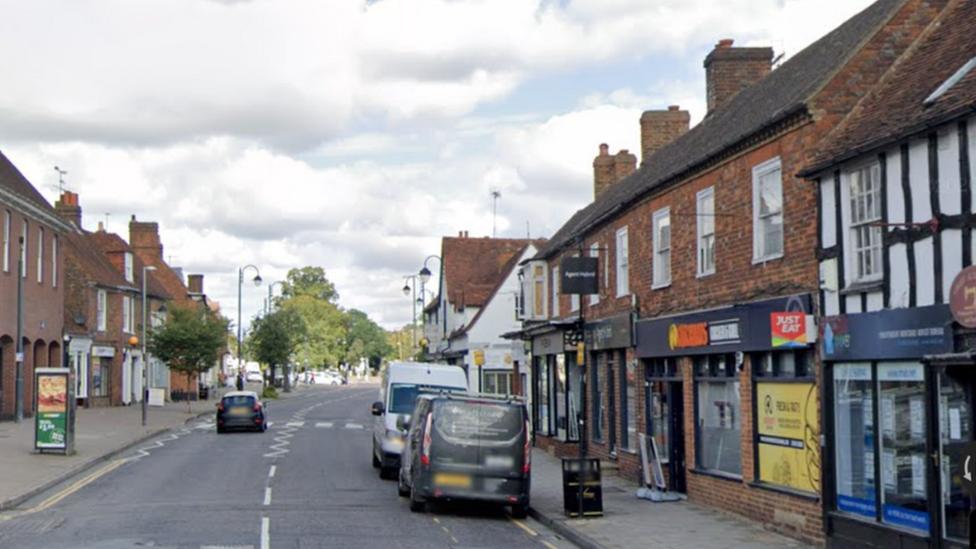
[344,423,363,430]
[315,422,333,428]
[285,421,305,428]
[263,488,272,506]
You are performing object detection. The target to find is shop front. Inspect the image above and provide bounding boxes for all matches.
[821,304,972,549]
[584,313,635,464]
[636,294,825,543]
[531,326,580,456]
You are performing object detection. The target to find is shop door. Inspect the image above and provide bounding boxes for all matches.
[645,379,686,493]
[607,354,617,454]
[933,365,974,548]
[668,382,686,493]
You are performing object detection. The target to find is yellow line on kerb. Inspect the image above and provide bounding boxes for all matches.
[508,516,538,536]
[25,459,127,514]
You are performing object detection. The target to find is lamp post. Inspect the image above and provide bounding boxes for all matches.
[417,254,441,309]
[141,265,157,426]
[265,280,285,316]
[15,236,24,423]
[237,265,263,377]
[402,275,419,355]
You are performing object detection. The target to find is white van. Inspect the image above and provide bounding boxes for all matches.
[371,361,468,479]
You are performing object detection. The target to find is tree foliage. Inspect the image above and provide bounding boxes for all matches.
[149,304,229,410]
[282,266,339,304]
[250,307,307,384]
[345,309,394,370]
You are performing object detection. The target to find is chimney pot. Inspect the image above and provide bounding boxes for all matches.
[599,143,609,155]
[97,221,104,232]
[717,38,734,48]
[668,105,680,111]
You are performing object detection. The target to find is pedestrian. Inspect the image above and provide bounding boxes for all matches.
[236,371,244,391]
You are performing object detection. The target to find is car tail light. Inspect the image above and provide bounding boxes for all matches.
[523,419,531,474]
[421,413,433,467]
[217,403,225,412]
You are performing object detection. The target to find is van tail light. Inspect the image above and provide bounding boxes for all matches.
[523,419,531,474]
[421,413,433,467]
[253,402,261,412]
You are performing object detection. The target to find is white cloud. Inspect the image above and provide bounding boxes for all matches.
[0,0,876,330]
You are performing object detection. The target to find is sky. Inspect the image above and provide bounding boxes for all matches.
[0,0,877,332]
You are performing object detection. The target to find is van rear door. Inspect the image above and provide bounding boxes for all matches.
[430,400,525,477]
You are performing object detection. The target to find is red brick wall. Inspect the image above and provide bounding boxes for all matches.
[0,205,65,419]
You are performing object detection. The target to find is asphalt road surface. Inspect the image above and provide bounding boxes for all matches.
[0,384,579,549]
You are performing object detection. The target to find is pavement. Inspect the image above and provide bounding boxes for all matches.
[2,378,813,549]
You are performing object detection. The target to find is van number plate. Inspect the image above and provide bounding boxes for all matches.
[485,455,514,468]
[433,473,472,488]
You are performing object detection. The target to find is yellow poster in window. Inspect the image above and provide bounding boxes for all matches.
[756,382,820,493]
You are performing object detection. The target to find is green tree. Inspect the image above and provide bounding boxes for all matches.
[283,295,346,369]
[250,307,307,393]
[283,266,339,304]
[345,309,394,371]
[149,304,230,412]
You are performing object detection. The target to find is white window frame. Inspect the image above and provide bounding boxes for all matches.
[589,244,600,305]
[848,163,883,283]
[652,207,671,288]
[124,252,134,283]
[52,235,58,288]
[3,210,9,273]
[97,290,107,331]
[20,219,28,278]
[552,265,561,318]
[123,296,131,333]
[752,157,784,263]
[37,227,43,284]
[616,227,629,297]
[697,187,716,276]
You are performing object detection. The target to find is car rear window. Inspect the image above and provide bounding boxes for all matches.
[433,400,523,443]
[223,395,255,407]
[389,383,463,414]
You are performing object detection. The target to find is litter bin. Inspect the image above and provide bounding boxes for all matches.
[562,458,603,517]
[198,384,209,400]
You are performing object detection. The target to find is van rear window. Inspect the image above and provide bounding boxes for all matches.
[389,384,463,414]
[433,401,522,443]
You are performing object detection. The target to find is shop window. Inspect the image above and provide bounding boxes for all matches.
[555,354,567,439]
[754,351,819,493]
[878,363,928,533]
[939,367,973,541]
[621,357,636,451]
[695,354,741,476]
[535,356,550,436]
[92,357,109,397]
[568,354,581,442]
[832,362,931,535]
[591,353,604,442]
[607,352,617,454]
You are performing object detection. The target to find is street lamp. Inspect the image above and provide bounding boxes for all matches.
[403,275,419,353]
[237,265,263,377]
[266,280,285,316]
[142,265,157,426]
[417,254,441,308]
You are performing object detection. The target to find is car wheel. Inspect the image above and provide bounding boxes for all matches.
[409,482,426,513]
[397,470,410,497]
[510,503,528,519]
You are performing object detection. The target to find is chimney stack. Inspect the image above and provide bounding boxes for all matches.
[613,149,637,182]
[54,191,82,229]
[593,144,615,201]
[188,274,204,294]
[704,38,773,114]
[640,105,690,164]
[129,215,164,261]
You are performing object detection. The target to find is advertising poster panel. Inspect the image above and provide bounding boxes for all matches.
[757,382,820,493]
[35,368,70,452]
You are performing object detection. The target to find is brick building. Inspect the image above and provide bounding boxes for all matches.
[515,0,952,544]
[56,191,172,408]
[0,151,70,420]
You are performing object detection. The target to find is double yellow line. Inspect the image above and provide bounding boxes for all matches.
[21,459,128,515]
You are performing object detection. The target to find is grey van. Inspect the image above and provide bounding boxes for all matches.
[398,393,530,518]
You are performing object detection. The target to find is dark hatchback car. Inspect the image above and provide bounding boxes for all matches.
[398,393,530,517]
[216,391,268,433]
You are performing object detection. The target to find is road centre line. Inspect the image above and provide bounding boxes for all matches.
[264,487,272,506]
[261,517,270,549]
[269,465,276,478]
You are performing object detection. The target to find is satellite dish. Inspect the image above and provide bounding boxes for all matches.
[73,313,86,325]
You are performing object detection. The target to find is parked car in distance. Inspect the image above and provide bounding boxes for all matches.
[371,361,469,480]
[245,370,263,383]
[216,391,268,433]
[398,393,530,518]
[311,370,343,385]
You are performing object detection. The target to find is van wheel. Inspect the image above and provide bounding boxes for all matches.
[510,503,528,519]
[397,471,410,497]
[409,483,426,513]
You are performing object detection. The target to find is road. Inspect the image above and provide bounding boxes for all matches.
[0,384,578,549]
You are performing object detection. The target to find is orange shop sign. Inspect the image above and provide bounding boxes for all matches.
[668,322,708,350]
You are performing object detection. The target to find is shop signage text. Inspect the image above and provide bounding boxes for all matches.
[561,257,599,295]
[584,314,633,351]
[820,305,952,361]
[756,382,820,493]
[949,265,976,328]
